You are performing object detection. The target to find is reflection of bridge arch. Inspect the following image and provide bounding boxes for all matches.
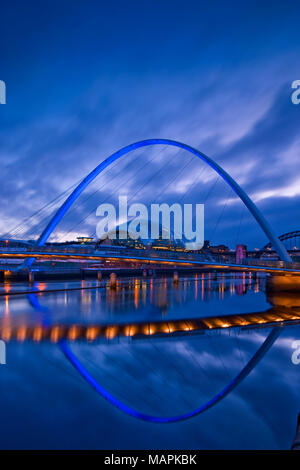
[28,291,282,423]
[26,139,291,264]
[60,328,281,423]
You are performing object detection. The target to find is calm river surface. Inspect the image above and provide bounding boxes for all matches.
[0,273,299,449]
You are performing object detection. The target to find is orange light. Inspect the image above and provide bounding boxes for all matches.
[33,326,43,342]
[17,327,27,341]
[124,326,132,337]
[86,327,98,341]
[129,326,136,337]
[1,327,11,341]
[37,282,47,291]
[50,326,61,342]
[68,326,79,340]
[106,327,116,339]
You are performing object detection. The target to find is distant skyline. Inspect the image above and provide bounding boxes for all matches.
[1,1,300,249]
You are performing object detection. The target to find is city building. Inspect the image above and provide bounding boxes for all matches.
[77,236,94,244]
[236,244,247,263]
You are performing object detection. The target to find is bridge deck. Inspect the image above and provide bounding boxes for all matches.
[1,249,300,275]
[1,306,299,343]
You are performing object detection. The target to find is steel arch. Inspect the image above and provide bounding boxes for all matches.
[263,230,300,249]
[27,291,282,424]
[60,327,281,423]
[26,139,291,264]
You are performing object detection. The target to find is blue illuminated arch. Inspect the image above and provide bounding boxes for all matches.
[28,291,282,423]
[60,327,281,423]
[27,139,291,264]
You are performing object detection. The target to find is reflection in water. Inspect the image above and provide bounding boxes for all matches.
[0,273,268,327]
[59,326,282,423]
[0,273,299,448]
[1,273,300,341]
[0,305,299,343]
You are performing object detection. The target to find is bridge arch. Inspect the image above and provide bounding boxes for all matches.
[28,139,291,263]
[263,230,300,250]
[60,327,281,423]
[28,291,282,423]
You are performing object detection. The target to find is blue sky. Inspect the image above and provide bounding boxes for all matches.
[1,0,300,248]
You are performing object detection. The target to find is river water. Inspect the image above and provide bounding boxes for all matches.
[0,273,299,449]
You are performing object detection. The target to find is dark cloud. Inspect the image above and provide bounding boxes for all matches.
[0,1,299,249]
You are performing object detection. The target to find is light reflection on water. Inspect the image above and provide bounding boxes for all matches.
[0,273,268,325]
[0,273,299,450]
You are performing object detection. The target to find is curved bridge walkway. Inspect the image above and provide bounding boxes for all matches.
[1,247,300,275]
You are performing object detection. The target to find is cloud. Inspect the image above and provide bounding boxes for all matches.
[0,29,299,249]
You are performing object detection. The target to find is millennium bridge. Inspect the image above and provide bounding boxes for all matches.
[1,139,300,423]
[1,139,300,285]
